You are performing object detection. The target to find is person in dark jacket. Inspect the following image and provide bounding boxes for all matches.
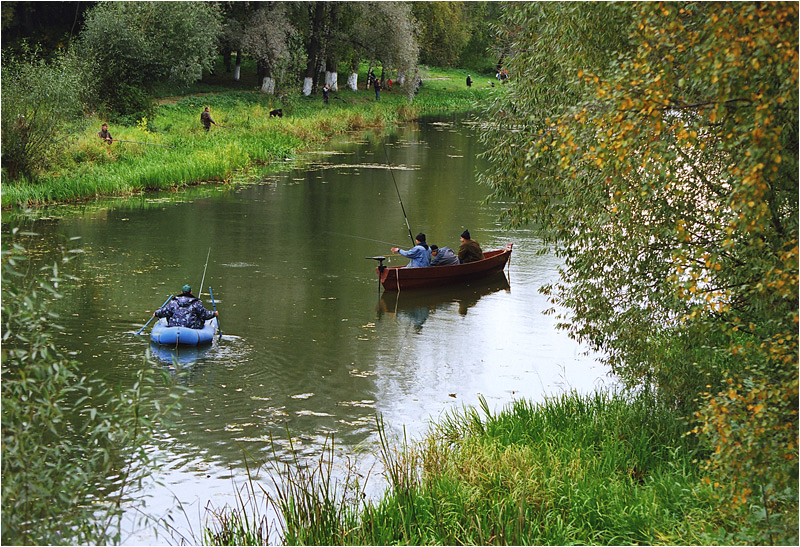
[457,229,484,263]
[98,123,113,144]
[374,78,381,100]
[153,284,218,329]
[430,244,459,266]
[466,74,472,87]
[391,233,431,268]
[201,107,217,132]
[322,83,330,104]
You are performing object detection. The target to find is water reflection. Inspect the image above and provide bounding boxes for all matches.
[377,272,511,331]
[1,113,608,545]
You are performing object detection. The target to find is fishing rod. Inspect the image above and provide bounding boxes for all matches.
[382,145,415,246]
[115,139,174,148]
[199,247,211,296]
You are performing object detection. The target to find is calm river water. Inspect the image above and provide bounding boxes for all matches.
[2,113,609,544]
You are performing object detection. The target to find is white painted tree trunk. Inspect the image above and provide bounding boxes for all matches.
[234,64,241,81]
[261,77,275,95]
[302,77,313,96]
[398,73,405,86]
[347,73,358,92]
[325,71,339,91]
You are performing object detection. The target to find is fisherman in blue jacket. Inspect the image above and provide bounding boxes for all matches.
[391,233,432,268]
[153,284,218,329]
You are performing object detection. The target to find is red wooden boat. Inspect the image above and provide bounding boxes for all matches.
[371,243,513,291]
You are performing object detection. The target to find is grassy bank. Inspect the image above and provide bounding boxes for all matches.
[1,66,492,209]
[205,390,797,546]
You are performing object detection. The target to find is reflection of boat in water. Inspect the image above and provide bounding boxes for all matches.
[149,341,214,366]
[376,243,513,291]
[377,272,511,329]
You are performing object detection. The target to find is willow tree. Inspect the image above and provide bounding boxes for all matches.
[241,2,297,95]
[481,2,797,534]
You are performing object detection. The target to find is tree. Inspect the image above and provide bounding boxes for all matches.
[412,1,470,67]
[1,45,91,180]
[78,1,222,114]
[1,234,189,544]
[241,2,297,95]
[481,2,797,535]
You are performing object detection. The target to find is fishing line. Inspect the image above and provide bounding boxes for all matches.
[326,231,404,248]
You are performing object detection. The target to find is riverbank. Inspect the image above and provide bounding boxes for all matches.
[207,390,797,546]
[1,67,490,210]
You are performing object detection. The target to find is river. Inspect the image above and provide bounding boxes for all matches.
[2,113,609,544]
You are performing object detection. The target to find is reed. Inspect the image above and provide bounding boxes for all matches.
[202,390,785,546]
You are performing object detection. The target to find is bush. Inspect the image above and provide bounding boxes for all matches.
[1,232,189,544]
[0,46,92,180]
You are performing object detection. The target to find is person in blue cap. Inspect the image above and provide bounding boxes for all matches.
[153,284,218,329]
[391,233,432,268]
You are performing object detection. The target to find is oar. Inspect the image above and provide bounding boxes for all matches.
[115,139,174,148]
[135,294,174,334]
[208,286,221,338]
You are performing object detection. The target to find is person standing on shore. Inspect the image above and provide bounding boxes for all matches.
[201,106,217,132]
[97,123,113,144]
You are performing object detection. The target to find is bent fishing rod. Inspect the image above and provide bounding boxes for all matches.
[382,145,415,246]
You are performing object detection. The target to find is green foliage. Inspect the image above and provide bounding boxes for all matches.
[0,45,92,179]
[480,1,798,530]
[412,2,470,67]
[208,393,741,545]
[78,1,222,114]
[1,233,189,545]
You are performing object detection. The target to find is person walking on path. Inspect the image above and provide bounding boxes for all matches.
[201,106,217,132]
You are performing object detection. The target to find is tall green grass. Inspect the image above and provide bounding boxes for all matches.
[203,390,792,546]
[2,68,491,209]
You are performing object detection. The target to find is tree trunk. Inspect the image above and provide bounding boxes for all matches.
[303,3,324,96]
[234,50,241,81]
[223,50,232,72]
[258,60,274,95]
[325,58,338,91]
[347,73,358,92]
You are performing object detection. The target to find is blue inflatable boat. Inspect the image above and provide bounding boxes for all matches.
[150,317,218,346]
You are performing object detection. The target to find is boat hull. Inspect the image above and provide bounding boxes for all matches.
[378,243,513,291]
[150,318,218,346]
